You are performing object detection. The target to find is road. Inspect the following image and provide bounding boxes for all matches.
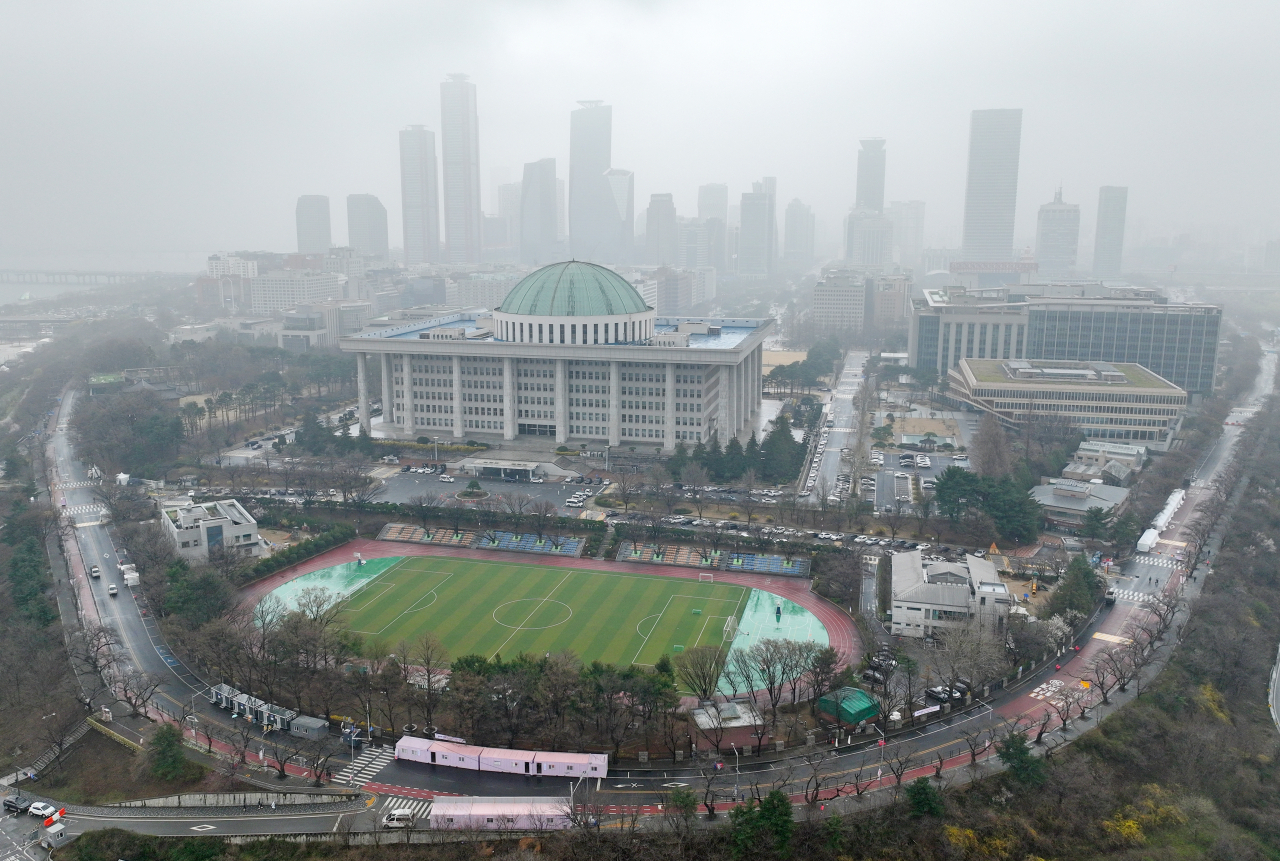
[807,351,867,500]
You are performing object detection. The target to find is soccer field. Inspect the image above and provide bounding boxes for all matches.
[337,556,750,667]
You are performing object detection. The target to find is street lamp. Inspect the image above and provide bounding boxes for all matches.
[432,437,439,462]
[729,743,740,801]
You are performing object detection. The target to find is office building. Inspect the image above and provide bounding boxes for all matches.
[520,159,560,265]
[908,285,1221,395]
[844,210,893,269]
[961,109,1023,262]
[891,551,1012,640]
[444,273,523,309]
[296,195,332,254]
[856,139,886,213]
[1030,479,1131,530]
[948,358,1186,444]
[249,269,343,314]
[812,270,869,333]
[655,267,693,315]
[868,275,912,328]
[441,74,483,263]
[1093,186,1129,276]
[1035,189,1080,278]
[569,101,619,262]
[698,183,729,222]
[886,201,925,270]
[784,199,815,268]
[340,261,769,449]
[163,499,262,563]
[278,300,374,352]
[738,179,777,276]
[400,126,440,266]
[602,169,634,265]
[347,194,389,260]
[646,194,678,265]
[206,255,258,278]
[677,219,710,270]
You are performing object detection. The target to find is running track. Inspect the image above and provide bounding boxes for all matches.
[241,537,861,669]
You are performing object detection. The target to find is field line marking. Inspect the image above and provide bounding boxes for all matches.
[342,556,411,605]
[360,571,457,637]
[630,594,675,666]
[343,583,399,617]
[691,615,728,649]
[489,570,575,659]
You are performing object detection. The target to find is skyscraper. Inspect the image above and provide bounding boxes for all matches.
[603,168,634,264]
[886,201,925,270]
[1093,186,1129,277]
[440,74,482,264]
[296,195,331,254]
[856,139,886,213]
[784,199,815,267]
[347,195,389,260]
[646,194,678,265]
[737,179,776,276]
[698,183,729,271]
[961,109,1023,261]
[399,126,439,266]
[1035,189,1080,278]
[698,183,729,222]
[844,210,893,269]
[520,159,560,265]
[569,101,619,262]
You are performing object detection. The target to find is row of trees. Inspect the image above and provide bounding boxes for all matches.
[932,464,1042,545]
[762,338,842,394]
[666,415,807,485]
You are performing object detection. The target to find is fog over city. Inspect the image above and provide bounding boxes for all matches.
[1,1,1276,266]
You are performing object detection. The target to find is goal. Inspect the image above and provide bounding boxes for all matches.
[698,571,715,583]
[723,616,738,640]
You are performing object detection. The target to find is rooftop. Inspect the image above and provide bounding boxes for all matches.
[961,359,1179,390]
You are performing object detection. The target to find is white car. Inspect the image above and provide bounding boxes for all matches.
[29,802,57,819]
[566,501,583,508]
[438,475,455,483]
[530,477,545,483]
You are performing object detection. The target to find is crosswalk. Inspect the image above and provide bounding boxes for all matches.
[1110,589,1156,603]
[332,747,394,786]
[65,504,106,516]
[1134,554,1178,569]
[55,480,100,490]
[377,795,433,821]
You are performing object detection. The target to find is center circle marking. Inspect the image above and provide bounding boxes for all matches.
[492,599,574,630]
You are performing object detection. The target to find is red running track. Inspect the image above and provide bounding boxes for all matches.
[240,538,862,670]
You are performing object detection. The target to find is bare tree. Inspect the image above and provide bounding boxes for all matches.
[673,645,727,702]
[498,492,534,516]
[406,493,444,529]
[118,669,164,717]
[739,470,761,525]
[613,470,644,513]
[529,499,558,541]
[70,622,120,679]
[680,463,710,519]
[971,413,1013,478]
[407,633,450,732]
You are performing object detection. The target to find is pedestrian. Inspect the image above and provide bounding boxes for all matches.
[271,801,276,811]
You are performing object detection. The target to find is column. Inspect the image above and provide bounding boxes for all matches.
[380,353,394,435]
[554,359,568,444]
[609,360,621,447]
[665,362,676,451]
[356,352,370,435]
[451,355,463,438]
[502,357,515,440]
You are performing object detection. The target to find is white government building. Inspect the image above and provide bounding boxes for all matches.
[341,261,768,450]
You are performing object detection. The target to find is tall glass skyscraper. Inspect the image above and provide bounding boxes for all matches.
[1035,189,1080,278]
[1093,186,1128,276]
[855,139,886,213]
[295,195,331,254]
[440,74,482,264]
[346,194,388,260]
[399,126,439,266]
[961,109,1023,261]
[569,101,618,262]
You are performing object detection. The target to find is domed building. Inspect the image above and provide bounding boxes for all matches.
[342,261,769,454]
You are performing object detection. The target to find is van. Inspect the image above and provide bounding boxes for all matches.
[108,584,118,597]
[382,809,415,829]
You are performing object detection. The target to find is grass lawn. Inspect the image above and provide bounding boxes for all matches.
[339,556,750,667]
[21,729,215,805]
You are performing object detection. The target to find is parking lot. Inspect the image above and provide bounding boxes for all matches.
[865,452,970,512]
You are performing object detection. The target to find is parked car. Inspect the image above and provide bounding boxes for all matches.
[382,809,415,829]
[28,802,57,819]
[3,795,31,814]
[438,475,455,483]
[926,686,962,703]
[861,669,885,685]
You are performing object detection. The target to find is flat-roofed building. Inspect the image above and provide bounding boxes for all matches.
[948,358,1187,445]
[1030,478,1130,530]
[161,499,262,563]
[890,550,1012,640]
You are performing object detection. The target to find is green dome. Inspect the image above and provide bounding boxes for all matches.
[500,261,649,316]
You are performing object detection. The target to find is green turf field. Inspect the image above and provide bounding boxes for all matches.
[337,556,749,667]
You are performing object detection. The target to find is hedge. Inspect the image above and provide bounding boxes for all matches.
[244,523,356,581]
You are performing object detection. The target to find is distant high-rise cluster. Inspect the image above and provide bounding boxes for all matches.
[346,194,389,260]
[399,126,439,265]
[295,195,332,254]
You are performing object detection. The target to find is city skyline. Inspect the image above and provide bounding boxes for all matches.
[0,3,1274,266]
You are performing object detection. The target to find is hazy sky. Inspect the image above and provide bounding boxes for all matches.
[1,1,1276,266]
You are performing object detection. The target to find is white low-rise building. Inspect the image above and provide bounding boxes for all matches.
[162,499,263,563]
[890,550,1012,640]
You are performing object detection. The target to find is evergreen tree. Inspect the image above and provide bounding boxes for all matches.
[148,724,188,780]
[745,431,760,464]
[723,437,747,480]
[668,442,690,477]
[704,435,725,480]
